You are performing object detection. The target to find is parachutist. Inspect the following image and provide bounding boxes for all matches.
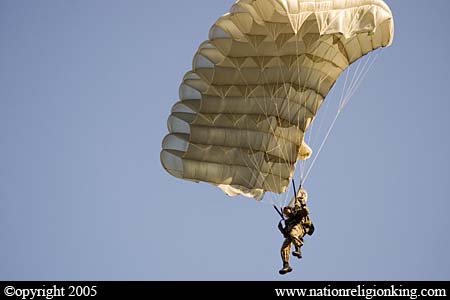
[158,0,394,274]
[278,188,315,275]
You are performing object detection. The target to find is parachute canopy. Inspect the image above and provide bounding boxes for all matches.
[161,0,394,200]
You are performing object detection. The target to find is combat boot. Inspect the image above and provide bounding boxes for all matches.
[292,248,302,259]
[279,262,292,275]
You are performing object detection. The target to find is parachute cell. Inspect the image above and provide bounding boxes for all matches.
[161,0,394,200]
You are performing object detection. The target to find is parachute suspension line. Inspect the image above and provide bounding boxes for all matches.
[295,24,332,187]
[343,56,364,104]
[250,87,282,198]
[307,81,331,158]
[235,45,303,200]
[260,195,286,212]
[233,55,289,206]
[298,68,333,188]
[307,68,333,146]
[294,30,315,186]
[255,28,301,208]
[276,57,294,208]
[268,41,294,208]
[268,56,291,199]
[305,72,328,151]
[301,52,379,185]
[341,53,379,109]
[338,62,351,110]
[293,30,314,207]
[272,56,289,201]
[262,27,308,208]
[301,59,360,185]
[293,26,330,197]
[232,66,274,198]
[299,62,355,186]
[301,111,340,184]
[294,32,304,184]
[269,65,285,200]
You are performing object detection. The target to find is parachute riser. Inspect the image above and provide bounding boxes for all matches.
[273,205,285,221]
[292,179,302,199]
[274,179,301,220]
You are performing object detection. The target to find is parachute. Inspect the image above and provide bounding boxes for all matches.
[161,0,394,200]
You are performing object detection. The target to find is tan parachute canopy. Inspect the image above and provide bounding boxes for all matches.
[161,0,394,200]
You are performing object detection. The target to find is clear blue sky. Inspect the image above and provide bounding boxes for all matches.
[1,0,449,280]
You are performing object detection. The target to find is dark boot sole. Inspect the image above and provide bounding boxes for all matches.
[279,268,293,275]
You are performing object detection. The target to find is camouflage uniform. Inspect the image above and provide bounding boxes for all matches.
[279,189,314,275]
[280,207,309,262]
